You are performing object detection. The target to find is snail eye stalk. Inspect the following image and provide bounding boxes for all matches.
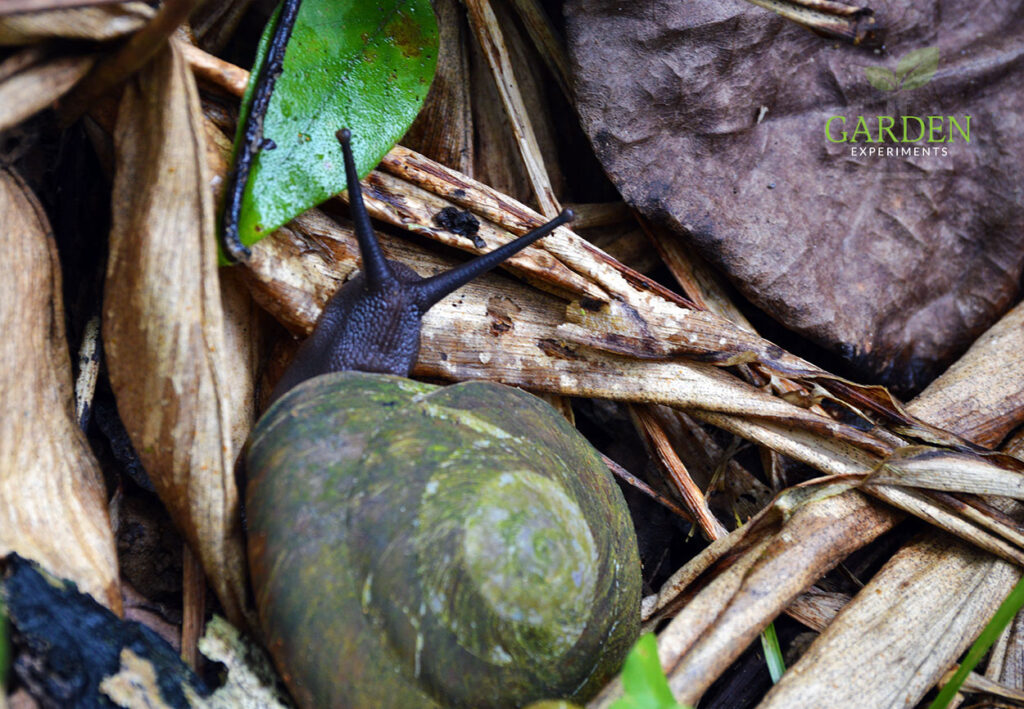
[336,128,394,293]
[335,129,574,313]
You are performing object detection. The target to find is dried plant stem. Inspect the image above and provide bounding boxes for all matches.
[633,405,729,540]
[508,0,572,100]
[565,202,632,229]
[642,218,752,329]
[743,0,881,46]
[643,217,829,416]
[463,0,561,216]
[601,454,694,523]
[180,42,248,97]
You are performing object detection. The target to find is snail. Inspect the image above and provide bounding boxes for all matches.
[244,130,641,708]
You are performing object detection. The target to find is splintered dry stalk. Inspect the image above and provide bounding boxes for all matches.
[641,217,753,330]
[463,0,561,217]
[565,202,633,229]
[632,405,729,541]
[642,217,829,417]
[220,0,302,263]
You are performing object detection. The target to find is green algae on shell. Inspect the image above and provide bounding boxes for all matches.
[246,371,640,708]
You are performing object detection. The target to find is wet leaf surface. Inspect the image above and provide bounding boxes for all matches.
[566,0,1024,393]
[233,0,438,250]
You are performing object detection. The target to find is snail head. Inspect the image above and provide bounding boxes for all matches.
[271,129,573,400]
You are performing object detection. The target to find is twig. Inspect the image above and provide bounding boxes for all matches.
[743,0,883,47]
[508,0,572,100]
[220,0,303,264]
[602,454,695,523]
[563,202,632,229]
[180,42,249,97]
[632,405,730,541]
[463,0,561,217]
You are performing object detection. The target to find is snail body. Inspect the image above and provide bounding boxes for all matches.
[244,131,640,708]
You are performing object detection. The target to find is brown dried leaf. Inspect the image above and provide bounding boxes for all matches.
[0,52,95,133]
[566,0,1024,392]
[104,41,248,625]
[0,2,149,45]
[0,169,120,611]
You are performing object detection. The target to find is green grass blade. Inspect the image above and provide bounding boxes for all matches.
[760,621,786,683]
[929,572,1024,709]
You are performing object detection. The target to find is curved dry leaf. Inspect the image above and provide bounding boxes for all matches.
[0,2,150,45]
[0,169,120,611]
[104,41,248,625]
[0,53,95,133]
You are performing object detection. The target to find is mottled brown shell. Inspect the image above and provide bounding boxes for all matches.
[246,371,641,708]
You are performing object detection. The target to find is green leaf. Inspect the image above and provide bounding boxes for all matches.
[760,622,786,683]
[233,0,438,250]
[610,634,686,709]
[897,46,939,90]
[864,66,898,92]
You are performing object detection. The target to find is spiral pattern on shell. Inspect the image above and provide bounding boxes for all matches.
[246,371,641,708]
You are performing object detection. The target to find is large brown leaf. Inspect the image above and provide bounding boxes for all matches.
[566,0,1024,392]
[104,41,249,625]
[0,169,120,611]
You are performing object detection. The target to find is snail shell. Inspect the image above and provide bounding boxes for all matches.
[246,371,641,708]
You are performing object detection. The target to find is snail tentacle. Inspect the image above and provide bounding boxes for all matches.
[411,208,575,311]
[337,128,394,293]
